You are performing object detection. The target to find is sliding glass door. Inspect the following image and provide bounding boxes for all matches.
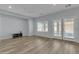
[64,18,74,38]
[53,20,62,38]
[53,18,74,39]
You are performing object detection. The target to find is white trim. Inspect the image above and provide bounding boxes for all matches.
[0,36,12,41]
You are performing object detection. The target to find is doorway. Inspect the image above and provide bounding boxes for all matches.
[53,18,74,40]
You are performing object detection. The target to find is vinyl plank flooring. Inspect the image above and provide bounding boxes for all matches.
[0,36,79,54]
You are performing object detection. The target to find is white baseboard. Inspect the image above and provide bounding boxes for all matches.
[0,35,29,41]
[0,35,79,44]
[33,35,79,43]
[0,36,12,41]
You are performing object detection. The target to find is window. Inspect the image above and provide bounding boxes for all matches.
[64,18,74,38]
[59,21,61,36]
[53,18,74,38]
[37,21,48,32]
[53,20,61,36]
[54,21,58,36]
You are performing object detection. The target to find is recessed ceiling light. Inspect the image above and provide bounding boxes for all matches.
[9,6,12,9]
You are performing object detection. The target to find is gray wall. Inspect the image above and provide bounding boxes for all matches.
[0,14,29,40]
[33,6,79,43]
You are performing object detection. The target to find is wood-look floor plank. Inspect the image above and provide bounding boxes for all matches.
[0,36,79,54]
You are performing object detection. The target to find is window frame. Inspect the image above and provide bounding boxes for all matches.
[37,21,48,32]
[53,18,74,39]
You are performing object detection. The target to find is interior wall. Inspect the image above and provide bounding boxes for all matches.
[28,18,33,36]
[33,6,79,43]
[0,15,2,39]
[0,14,29,40]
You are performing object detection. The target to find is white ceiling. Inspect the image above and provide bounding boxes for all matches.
[0,4,79,18]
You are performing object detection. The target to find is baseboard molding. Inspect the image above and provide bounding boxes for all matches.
[33,35,79,44]
[0,35,79,44]
[0,35,29,41]
[0,36,12,40]
[32,35,50,39]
